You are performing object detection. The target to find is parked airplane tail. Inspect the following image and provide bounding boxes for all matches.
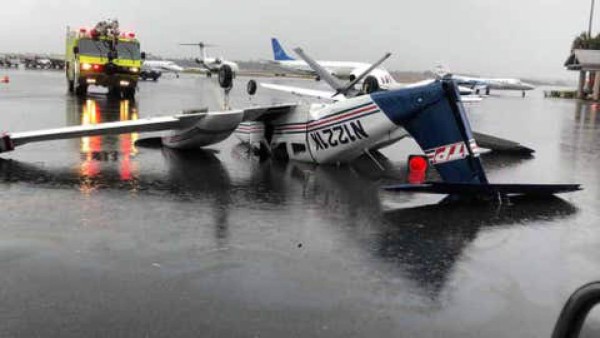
[271,38,295,61]
[374,80,580,199]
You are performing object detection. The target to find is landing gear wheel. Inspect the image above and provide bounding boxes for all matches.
[485,87,490,95]
[68,80,75,93]
[247,80,257,96]
[218,65,234,90]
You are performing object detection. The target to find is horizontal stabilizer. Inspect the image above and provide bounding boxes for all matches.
[473,131,535,155]
[384,182,581,196]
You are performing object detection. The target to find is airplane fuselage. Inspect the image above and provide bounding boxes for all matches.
[143,60,184,73]
[234,95,404,164]
[453,75,535,92]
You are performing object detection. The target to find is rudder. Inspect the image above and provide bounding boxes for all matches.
[271,38,295,61]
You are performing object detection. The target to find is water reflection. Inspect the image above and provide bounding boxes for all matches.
[574,101,600,128]
[230,148,577,299]
[380,196,577,298]
[0,137,579,301]
[162,148,232,246]
[66,97,140,193]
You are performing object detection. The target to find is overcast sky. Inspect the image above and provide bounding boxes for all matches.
[0,0,594,80]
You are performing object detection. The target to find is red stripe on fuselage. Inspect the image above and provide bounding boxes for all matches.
[275,104,378,133]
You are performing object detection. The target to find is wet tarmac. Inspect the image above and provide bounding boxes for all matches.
[0,69,599,337]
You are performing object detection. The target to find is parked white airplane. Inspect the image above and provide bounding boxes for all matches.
[272,38,396,88]
[260,47,480,103]
[143,60,184,74]
[435,65,535,97]
[181,42,239,77]
[271,38,476,96]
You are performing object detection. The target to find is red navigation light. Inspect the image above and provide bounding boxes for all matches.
[79,27,87,34]
[407,155,429,184]
[92,64,103,72]
[127,32,136,38]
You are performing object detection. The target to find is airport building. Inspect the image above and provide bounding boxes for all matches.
[565,48,600,99]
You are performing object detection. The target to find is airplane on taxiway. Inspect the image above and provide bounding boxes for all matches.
[434,65,535,97]
[143,59,185,75]
[0,48,578,201]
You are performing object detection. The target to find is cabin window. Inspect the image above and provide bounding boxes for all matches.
[291,143,307,154]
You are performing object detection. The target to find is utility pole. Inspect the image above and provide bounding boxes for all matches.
[590,0,596,38]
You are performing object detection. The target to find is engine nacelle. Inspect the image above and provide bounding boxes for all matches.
[349,67,396,94]
[362,75,380,94]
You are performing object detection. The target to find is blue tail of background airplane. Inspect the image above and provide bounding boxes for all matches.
[271,38,295,61]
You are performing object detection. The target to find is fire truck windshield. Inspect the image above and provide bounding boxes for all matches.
[78,39,141,60]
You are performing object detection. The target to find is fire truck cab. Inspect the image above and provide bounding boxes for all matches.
[66,20,144,99]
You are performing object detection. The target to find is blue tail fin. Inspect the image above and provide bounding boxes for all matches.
[371,80,488,185]
[271,38,295,61]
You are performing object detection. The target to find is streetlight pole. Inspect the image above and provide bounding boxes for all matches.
[590,0,596,38]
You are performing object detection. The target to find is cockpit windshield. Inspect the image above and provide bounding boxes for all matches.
[77,39,141,60]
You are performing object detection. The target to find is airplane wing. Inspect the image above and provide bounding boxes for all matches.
[260,83,345,102]
[9,112,209,148]
[1,104,298,153]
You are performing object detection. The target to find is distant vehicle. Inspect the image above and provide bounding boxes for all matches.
[23,56,52,69]
[65,19,144,98]
[48,57,66,70]
[434,65,535,97]
[180,42,239,77]
[0,55,19,68]
[140,65,162,81]
[143,60,184,77]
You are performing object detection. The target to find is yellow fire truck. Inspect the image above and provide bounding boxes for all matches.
[65,20,144,99]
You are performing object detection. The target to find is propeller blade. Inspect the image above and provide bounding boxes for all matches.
[336,52,391,96]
